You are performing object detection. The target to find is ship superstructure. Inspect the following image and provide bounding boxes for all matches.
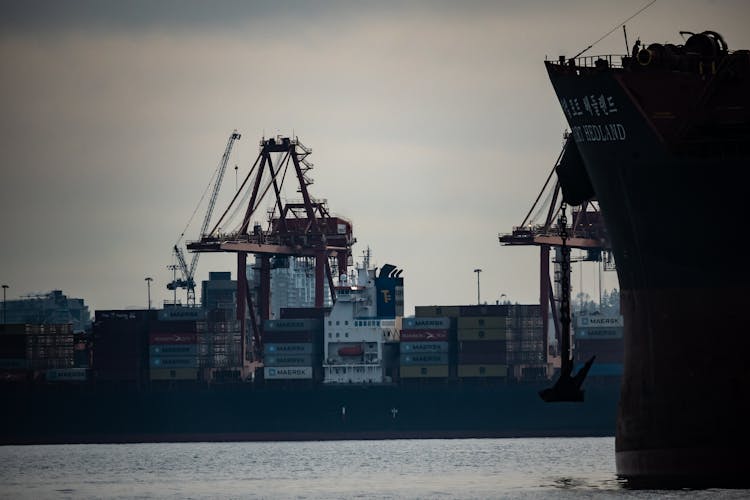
[323,255,401,384]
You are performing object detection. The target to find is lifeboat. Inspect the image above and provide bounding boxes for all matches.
[338,345,363,357]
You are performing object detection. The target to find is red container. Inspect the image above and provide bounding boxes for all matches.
[400,329,449,341]
[149,333,198,345]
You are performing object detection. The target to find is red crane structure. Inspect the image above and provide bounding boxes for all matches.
[187,136,355,375]
[498,136,612,390]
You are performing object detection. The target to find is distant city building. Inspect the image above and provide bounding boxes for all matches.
[247,255,331,320]
[201,271,237,320]
[2,290,91,333]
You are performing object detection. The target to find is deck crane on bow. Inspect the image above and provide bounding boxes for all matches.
[168,130,242,305]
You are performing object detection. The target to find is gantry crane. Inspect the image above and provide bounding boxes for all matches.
[187,135,355,376]
[168,130,242,305]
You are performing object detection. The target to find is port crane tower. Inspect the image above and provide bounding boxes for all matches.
[168,130,242,305]
[187,135,355,376]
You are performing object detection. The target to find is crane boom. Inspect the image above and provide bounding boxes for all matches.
[168,130,242,305]
[188,130,242,281]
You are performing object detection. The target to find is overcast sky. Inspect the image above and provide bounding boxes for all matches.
[1,0,748,315]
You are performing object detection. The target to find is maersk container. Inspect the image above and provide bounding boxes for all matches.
[457,328,509,341]
[400,341,449,353]
[148,333,197,345]
[399,365,449,378]
[400,353,449,365]
[575,315,623,328]
[264,366,313,379]
[158,308,206,322]
[149,344,198,356]
[149,357,198,368]
[263,318,321,332]
[401,317,451,330]
[263,331,314,343]
[149,368,198,380]
[575,328,623,339]
[457,364,508,377]
[45,368,88,381]
[264,354,313,366]
[399,329,449,341]
[264,343,313,355]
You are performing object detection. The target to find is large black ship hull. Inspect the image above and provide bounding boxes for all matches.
[0,382,619,445]
[546,47,750,487]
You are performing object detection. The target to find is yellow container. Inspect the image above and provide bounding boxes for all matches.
[457,328,510,341]
[415,306,461,318]
[458,364,508,377]
[400,365,449,378]
[457,317,512,329]
[150,368,198,380]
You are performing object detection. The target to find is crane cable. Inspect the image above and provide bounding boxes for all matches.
[175,158,223,247]
[571,0,658,59]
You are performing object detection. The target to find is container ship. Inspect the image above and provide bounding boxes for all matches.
[0,260,622,445]
[545,30,750,487]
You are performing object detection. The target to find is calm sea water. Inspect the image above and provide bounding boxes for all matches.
[0,438,747,499]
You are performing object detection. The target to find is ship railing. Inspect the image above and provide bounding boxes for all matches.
[549,54,627,69]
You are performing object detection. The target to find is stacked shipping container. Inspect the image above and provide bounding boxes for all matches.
[414,304,546,381]
[574,314,623,377]
[93,310,152,383]
[399,317,451,379]
[263,318,322,381]
[148,320,199,381]
[196,320,242,370]
[0,323,75,378]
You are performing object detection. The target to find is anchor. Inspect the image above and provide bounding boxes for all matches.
[539,203,594,402]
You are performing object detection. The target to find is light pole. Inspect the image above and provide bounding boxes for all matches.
[2,284,8,324]
[473,269,482,305]
[145,277,153,310]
